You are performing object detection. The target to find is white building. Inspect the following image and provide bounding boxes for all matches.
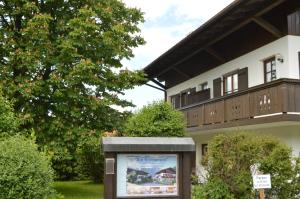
[143,0,300,171]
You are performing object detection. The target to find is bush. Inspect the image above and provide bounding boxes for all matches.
[198,133,300,199]
[78,135,104,183]
[0,135,55,199]
[192,178,234,199]
[124,101,185,137]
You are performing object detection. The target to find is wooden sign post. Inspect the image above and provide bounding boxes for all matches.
[253,174,271,199]
[259,189,265,199]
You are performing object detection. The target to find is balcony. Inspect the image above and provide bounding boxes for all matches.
[179,79,300,132]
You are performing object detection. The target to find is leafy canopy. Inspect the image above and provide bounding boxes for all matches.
[124,101,185,137]
[0,88,19,137]
[0,0,145,133]
[0,0,145,178]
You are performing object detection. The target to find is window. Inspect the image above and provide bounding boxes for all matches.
[170,94,180,109]
[202,144,208,156]
[199,82,208,91]
[224,72,238,94]
[264,57,276,83]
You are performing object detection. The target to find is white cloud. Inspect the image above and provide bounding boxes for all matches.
[120,0,234,110]
[123,0,234,21]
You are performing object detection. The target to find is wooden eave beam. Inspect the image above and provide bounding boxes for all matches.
[151,78,166,90]
[172,68,191,79]
[205,47,226,63]
[154,0,286,78]
[252,17,282,38]
[145,83,165,92]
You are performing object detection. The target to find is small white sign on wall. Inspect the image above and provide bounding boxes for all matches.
[253,174,271,189]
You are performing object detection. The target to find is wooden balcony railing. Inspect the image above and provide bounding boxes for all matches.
[179,79,300,130]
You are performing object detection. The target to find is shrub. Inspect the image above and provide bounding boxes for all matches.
[0,135,55,199]
[78,134,104,183]
[192,178,234,199]
[198,133,300,199]
[124,101,185,137]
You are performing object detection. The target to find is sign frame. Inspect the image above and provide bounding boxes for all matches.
[102,137,196,199]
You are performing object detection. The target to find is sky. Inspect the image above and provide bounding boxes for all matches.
[121,0,234,111]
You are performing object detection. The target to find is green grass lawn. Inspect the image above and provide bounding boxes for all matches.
[54,181,103,199]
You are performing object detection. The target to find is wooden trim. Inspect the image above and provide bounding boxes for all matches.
[173,68,191,79]
[263,56,276,83]
[145,83,165,92]
[252,17,282,38]
[188,114,300,132]
[179,78,300,111]
[105,152,193,199]
[104,153,117,199]
[151,79,166,90]
[201,144,208,156]
[179,79,300,132]
[205,47,226,63]
[223,70,239,95]
[298,52,300,79]
[146,0,286,79]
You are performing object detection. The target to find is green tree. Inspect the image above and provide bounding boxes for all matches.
[0,0,145,179]
[196,133,300,199]
[124,101,185,137]
[0,88,19,137]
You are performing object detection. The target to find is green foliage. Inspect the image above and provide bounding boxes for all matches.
[78,134,104,183]
[192,178,234,199]
[124,101,185,137]
[0,89,19,137]
[0,135,55,199]
[198,133,300,199]
[0,0,145,178]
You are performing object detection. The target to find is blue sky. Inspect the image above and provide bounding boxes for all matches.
[121,0,234,111]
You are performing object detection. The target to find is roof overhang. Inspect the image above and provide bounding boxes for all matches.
[143,0,299,88]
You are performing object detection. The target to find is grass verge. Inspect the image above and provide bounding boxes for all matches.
[54,181,103,199]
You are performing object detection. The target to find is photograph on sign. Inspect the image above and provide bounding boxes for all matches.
[117,154,178,197]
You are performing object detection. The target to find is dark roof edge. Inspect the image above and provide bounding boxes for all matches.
[143,0,244,73]
[102,137,196,152]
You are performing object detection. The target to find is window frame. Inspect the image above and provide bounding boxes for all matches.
[298,52,300,79]
[199,82,208,91]
[264,56,276,83]
[223,70,239,95]
[202,144,208,157]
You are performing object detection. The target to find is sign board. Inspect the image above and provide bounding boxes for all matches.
[117,154,178,197]
[253,174,271,189]
[102,137,195,199]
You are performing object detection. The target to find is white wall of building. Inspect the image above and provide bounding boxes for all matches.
[166,35,300,100]
[191,123,300,173]
[288,35,300,79]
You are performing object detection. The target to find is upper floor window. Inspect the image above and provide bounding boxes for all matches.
[224,72,238,95]
[264,57,276,83]
[198,82,208,91]
[170,94,180,109]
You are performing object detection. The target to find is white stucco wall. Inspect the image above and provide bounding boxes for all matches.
[288,35,300,79]
[167,35,300,100]
[191,123,300,178]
